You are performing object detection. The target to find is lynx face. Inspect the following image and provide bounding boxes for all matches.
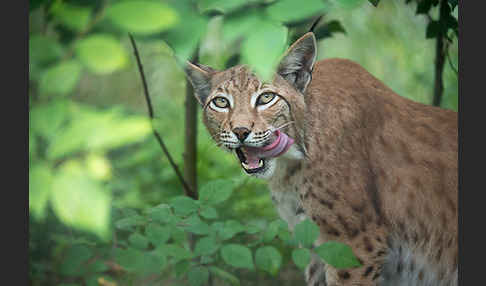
[185,33,317,178]
[201,67,300,177]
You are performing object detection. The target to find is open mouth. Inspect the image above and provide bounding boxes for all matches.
[232,130,295,174]
[235,148,265,174]
[232,130,294,175]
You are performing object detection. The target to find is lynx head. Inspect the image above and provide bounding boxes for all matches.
[185,33,317,178]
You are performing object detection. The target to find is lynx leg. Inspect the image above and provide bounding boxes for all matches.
[306,254,327,286]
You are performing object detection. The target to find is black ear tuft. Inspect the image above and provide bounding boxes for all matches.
[277,32,317,93]
[184,62,216,105]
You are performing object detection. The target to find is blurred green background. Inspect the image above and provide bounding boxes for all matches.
[29,0,458,285]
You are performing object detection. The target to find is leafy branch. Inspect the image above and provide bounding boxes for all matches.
[409,0,459,106]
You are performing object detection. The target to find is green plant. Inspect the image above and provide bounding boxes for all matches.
[47,178,360,286]
[29,0,458,284]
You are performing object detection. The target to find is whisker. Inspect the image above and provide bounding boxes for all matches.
[271,121,295,132]
[207,131,224,142]
[210,134,221,142]
[213,142,224,149]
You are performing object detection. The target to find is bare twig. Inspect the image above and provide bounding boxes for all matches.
[446,38,458,76]
[128,33,194,196]
[309,15,323,32]
[447,50,458,75]
[62,0,110,61]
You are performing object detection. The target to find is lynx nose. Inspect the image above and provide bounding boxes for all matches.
[232,127,250,142]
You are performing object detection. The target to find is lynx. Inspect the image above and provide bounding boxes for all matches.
[185,32,458,286]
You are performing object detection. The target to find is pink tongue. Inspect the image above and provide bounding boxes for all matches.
[243,130,294,169]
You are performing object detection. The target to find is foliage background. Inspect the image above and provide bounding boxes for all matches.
[29,0,458,285]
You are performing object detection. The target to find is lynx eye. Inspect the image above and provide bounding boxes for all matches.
[256,93,276,106]
[212,97,229,108]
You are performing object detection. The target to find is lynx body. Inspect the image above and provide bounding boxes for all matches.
[185,33,458,286]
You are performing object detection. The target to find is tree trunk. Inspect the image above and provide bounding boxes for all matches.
[183,54,199,200]
[432,0,447,107]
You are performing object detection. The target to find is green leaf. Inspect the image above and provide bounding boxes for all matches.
[221,244,254,270]
[163,7,208,62]
[266,0,327,23]
[198,16,229,70]
[115,248,165,274]
[170,196,199,216]
[115,215,146,230]
[128,233,149,250]
[241,20,288,81]
[314,20,347,40]
[29,163,53,220]
[294,219,319,248]
[86,276,100,286]
[187,266,209,286]
[200,255,215,264]
[170,226,187,243]
[147,204,176,223]
[368,0,379,6]
[51,161,111,239]
[29,126,36,157]
[29,35,63,66]
[174,260,190,278]
[50,2,91,31]
[314,241,362,269]
[292,248,311,269]
[39,60,82,96]
[255,246,282,275]
[75,34,128,74]
[184,215,211,235]
[334,0,367,9]
[278,228,297,246]
[263,219,286,242]
[209,266,240,286]
[222,10,264,44]
[47,105,151,159]
[245,220,266,234]
[327,21,347,34]
[199,0,251,14]
[60,245,93,276]
[84,114,151,152]
[30,0,48,12]
[448,0,458,9]
[426,21,441,39]
[219,220,246,240]
[199,179,236,205]
[114,248,140,271]
[416,0,433,15]
[106,0,178,35]
[194,236,220,256]
[84,260,109,274]
[158,244,193,262]
[200,206,218,219]
[85,153,112,180]
[145,223,170,246]
[445,14,458,32]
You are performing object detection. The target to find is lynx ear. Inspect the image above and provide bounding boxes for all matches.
[277,32,317,93]
[185,62,216,105]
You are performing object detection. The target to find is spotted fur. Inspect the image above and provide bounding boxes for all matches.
[185,32,458,286]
